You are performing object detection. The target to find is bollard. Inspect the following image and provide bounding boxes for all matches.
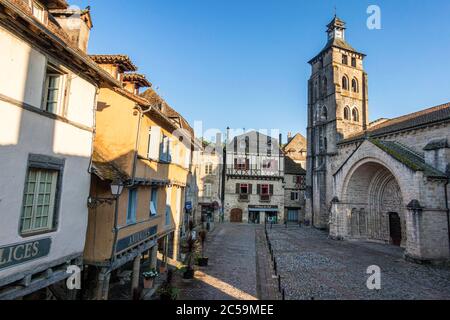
[274,258,277,274]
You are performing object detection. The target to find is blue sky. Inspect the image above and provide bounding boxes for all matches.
[71,0,450,141]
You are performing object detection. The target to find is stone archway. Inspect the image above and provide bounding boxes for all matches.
[342,161,406,246]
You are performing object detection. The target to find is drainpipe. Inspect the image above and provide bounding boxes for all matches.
[131,104,153,185]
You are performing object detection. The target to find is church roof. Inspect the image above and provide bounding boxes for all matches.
[370,139,447,179]
[308,37,364,64]
[341,102,450,144]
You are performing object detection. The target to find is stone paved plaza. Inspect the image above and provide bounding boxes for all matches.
[267,225,450,300]
[177,224,279,300]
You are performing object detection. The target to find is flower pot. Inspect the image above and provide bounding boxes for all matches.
[143,277,154,289]
[183,269,195,279]
[197,257,209,267]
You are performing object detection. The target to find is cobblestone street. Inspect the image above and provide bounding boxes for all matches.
[178,224,279,300]
[267,225,450,300]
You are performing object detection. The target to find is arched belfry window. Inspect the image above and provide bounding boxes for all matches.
[321,106,328,121]
[352,108,359,122]
[342,75,349,90]
[352,78,359,93]
[322,77,327,96]
[344,106,350,120]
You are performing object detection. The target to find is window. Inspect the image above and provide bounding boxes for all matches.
[43,66,65,114]
[262,159,272,169]
[28,0,45,23]
[204,183,212,197]
[126,189,137,224]
[240,184,249,194]
[344,106,350,120]
[205,163,213,175]
[159,135,171,162]
[321,106,328,120]
[322,77,327,96]
[352,78,359,93]
[150,188,158,217]
[342,55,348,65]
[261,184,270,195]
[351,57,357,67]
[342,75,349,90]
[291,192,299,201]
[21,168,58,234]
[165,187,172,225]
[234,158,249,170]
[352,108,359,122]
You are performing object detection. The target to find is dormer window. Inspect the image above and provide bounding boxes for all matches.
[27,0,45,23]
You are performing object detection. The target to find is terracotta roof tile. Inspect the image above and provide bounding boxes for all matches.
[89,54,137,72]
[122,73,152,88]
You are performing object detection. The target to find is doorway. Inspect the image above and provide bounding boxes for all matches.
[389,212,402,246]
[249,211,260,224]
[230,208,243,223]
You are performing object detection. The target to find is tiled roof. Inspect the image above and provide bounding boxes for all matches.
[341,102,450,143]
[284,157,306,175]
[370,139,447,179]
[308,37,363,64]
[90,54,137,72]
[91,151,130,182]
[41,0,68,9]
[123,73,152,88]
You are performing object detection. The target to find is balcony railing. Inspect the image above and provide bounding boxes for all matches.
[260,195,271,202]
[239,194,249,201]
[227,167,282,177]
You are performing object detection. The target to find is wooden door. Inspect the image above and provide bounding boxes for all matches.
[230,208,243,223]
[389,213,402,246]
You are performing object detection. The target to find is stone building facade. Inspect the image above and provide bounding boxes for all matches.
[224,131,284,224]
[283,133,307,169]
[306,16,450,263]
[284,157,307,223]
[193,138,223,226]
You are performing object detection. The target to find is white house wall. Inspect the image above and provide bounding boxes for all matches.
[0,26,96,281]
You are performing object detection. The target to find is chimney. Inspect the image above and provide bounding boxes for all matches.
[288,132,293,143]
[50,6,93,53]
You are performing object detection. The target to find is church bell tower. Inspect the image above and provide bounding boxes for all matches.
[305,15,369,229]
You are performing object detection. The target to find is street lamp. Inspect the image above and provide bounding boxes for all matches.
[87,180,124,208]
[110,180,124,198]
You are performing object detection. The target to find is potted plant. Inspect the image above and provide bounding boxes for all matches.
[197,230,208,267]
[157,270,179,300]
[142,268,158,289]
[183,236,196,279]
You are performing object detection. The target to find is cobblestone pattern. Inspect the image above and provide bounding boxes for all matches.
[268,225,450,300]
[178,224,258,300]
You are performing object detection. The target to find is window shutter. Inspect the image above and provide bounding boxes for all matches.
[245,159,250,170]
[148,126,161,160]
[236,183,240,194]
[248,184,253,194]
[257,184,261,195]
[291,192,295,201]
[234,158,238,169]
[269,184,274,195]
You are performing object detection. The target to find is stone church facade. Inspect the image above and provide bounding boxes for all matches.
[306,16,450,263]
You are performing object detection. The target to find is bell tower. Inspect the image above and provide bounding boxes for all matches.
[305,16,369,229]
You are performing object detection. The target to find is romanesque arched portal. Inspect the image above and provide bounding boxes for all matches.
[342,161,406,247]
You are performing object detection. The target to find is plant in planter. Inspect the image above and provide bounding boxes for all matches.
[157,270,179,300]
[197,230,209,267]
[142,269,159,289]
[183,236,196,279]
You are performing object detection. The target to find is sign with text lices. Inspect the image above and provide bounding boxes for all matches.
[0,238,51,271]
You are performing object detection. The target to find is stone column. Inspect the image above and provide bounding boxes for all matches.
[150,245,158,269]
[95,268,110,300]
[131,255,141,298]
